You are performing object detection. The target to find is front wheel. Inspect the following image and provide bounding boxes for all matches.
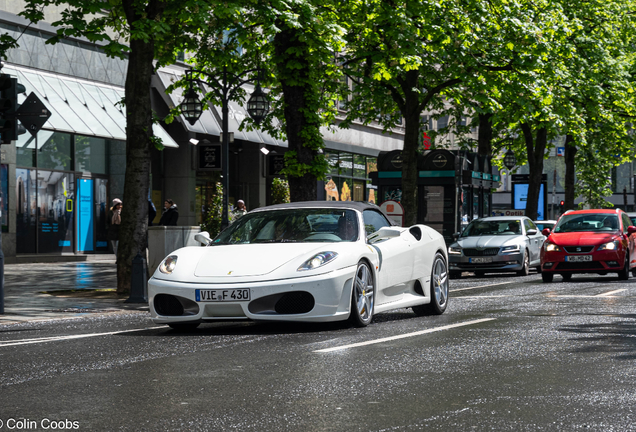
[413,253,449,316]
[542,272,553,283]
[516,251,530,276]
[349,261,375,327]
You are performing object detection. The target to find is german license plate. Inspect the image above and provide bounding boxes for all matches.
[469,257,493,263]
[195,289,250,302]
[565,255,592,262]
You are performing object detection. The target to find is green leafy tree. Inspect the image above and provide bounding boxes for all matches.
[20,0,221,294]
[271,177,290,204]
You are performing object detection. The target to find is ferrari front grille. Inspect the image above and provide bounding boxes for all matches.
[154,294,184,316]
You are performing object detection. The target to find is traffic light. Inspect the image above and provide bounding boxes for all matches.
[0,73,26,144]
[559,200,565,213]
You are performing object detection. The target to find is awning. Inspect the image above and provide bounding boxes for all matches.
[3,64,179,148]
[156,66,287,148]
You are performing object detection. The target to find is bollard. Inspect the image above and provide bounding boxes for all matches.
[126,252,148,303]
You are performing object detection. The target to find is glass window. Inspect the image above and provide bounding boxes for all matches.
[16,169,37,253]
[363,209,391,235]
[339,152,353,177]
[37,170,75,253]
[437,116,448,130]
[326,152,339,176]
[75,135,108,174]
[16,132,37,168]
[38,131,72,170]
[554,213,619,232]
[213,208,359,243]
[353,155,366,178]
[622,213,631,233]
[339,178,352,201]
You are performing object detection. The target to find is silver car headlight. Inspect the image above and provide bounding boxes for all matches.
[159,255,178,274]
[501,245,520,253]
[298,251,338,271]
[598,241,618,251]
[448,246,462,255]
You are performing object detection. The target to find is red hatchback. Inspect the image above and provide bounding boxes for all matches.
[540,209,636,282]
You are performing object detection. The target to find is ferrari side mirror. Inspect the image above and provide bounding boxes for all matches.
[194,231,212,246]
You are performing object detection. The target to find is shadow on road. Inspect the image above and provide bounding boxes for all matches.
[559,314,636,360]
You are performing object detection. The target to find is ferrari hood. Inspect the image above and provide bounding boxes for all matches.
[548,232,619,246]
[193,243,329,277]
[455,235,524,249]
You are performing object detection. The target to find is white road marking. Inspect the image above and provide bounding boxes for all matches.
[451,281,515,292]
[596,289,627,297]
[0,326,166,348]
[314,318,496,353]
[455,295,511,299]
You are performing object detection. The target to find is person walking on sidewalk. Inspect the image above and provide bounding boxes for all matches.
[159,199,179,226]
[108,198,122,256]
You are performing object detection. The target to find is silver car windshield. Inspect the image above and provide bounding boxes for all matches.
[461,219,522,237]
[212,209,359,245]
[554,214,618,233]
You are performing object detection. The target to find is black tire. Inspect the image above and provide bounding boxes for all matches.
[562,273,572,282]
[449,271,462,280]
[618,253,630,281]
[413,253,449,316]
[168,322,200,331]
[536,266,542,273]
[349,261,375,327]
[542,272,553,283]
[517,250,530,276]
[474,271,485,277]
[631,269,636,277]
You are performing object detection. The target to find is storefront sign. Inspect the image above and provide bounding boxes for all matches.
[491,209,526,216]
[432,153,448,168]
[198,145,221,171]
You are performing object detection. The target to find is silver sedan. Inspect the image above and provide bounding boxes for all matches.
[448,216,545,278]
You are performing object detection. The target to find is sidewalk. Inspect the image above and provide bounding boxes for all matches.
[0,258,149,325]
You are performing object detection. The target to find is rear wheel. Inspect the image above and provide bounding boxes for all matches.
[542,272,553,283]
[413,253,448,316]
[349,261,375,327]
[168,323,200,331]
[517,250,530,276]
[618,253,630,280]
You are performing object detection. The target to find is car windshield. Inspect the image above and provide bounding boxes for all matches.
[553,214,619,233]
[211,208,359,245]
[461,219,522,237]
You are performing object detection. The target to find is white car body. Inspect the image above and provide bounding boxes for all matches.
[148,201,449,328]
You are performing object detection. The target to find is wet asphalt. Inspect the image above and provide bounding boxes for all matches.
[1,270,636,431]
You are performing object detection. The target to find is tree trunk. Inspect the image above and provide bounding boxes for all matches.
[116,37,154,294]
[400,71,421,226]
[477,112,493,156]
[273,26,319,202]
[521,124,547,221]
[564,134,577,211]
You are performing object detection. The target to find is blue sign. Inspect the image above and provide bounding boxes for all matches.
[77,179,94,252]
[557,147,565,157]
[513,183,546,220]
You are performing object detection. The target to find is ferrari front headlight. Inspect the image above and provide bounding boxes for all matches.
[298,251,338,271]
[159,255,178,274]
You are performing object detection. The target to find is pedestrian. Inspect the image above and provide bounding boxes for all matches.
[159,198,179,226]
[108,198,122,256]
[148,198,157,226]
[231,199,247,223]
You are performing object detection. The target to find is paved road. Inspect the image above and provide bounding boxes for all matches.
[1,271,636,431]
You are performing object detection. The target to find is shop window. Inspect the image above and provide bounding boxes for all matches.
[38,131,72,171]
[75,135,108,174]
[326,152,339,176]
[339,178,352,201]
[339,152,353,177]
[16,133,36,168]
[16,169,37,254]
[353,155,366,178]
[37,170,75,254]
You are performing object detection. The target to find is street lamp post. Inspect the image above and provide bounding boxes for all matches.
[503,148,516,192]
[179,66,270,230]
